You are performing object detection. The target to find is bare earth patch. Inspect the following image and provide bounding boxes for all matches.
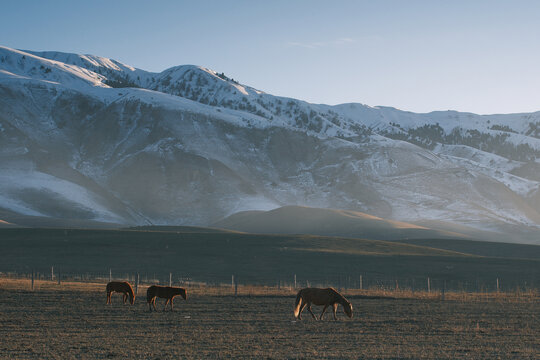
[0,282,538,359]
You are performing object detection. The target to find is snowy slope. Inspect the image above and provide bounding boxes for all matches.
[0,46,106,88]
[0,46,539,242]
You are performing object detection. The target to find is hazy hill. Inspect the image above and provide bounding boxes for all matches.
[126,225,239,233]
[0,219,17,228]
[0,208,121,229]
[213,205,469,241]
[396,238,540,260]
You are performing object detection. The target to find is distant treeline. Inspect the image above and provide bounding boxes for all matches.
[382,123,540,162]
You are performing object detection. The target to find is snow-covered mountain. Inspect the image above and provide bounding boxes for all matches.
[1,46,539,242]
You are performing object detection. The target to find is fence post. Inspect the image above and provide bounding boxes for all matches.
[441,281,445,301]
[294,274,296,289]
[51,266,54,281]
[395,280,399,291]
[31,270,34,291]
[109,269,112,282]
[496,278,500,293]
[427,277,431,293]
[169,272,172,287]
[360,275,363,290]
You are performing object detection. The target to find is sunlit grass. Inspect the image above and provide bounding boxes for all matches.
[2,277,537,303]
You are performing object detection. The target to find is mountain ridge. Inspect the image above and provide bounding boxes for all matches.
[1,45,539,243]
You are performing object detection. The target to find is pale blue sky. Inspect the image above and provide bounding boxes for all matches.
[2,0,539,114]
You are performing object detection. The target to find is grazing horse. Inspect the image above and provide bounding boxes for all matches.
[106,281,135,305]
[147,285,187,312]
[294,287,353,320]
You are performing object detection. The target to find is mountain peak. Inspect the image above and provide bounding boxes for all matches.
[1,45,539,242]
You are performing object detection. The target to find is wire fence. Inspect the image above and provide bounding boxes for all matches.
[1,268,536,295]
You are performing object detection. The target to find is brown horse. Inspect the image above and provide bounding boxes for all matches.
[294,287,353,320]
[147,285,187,311]
[106,281,135,305]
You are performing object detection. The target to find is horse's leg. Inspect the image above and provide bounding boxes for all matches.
[123,293,127,304]
[170,298,174,311]
[106,291,110,304]
[307,303,317,320]
[164,299,169,311]
[320,304,329,320]
[332,303,338,320]
[152,298,157,311]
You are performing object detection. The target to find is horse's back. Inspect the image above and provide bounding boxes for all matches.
[299,287,333,296]
[147,285,186,300]
[106,281,121,292]
[108,281,132,292]
[147,285,168,298]
[299,287,339,305]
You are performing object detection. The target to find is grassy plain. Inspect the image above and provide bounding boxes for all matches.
[1,227,538,358]
[0,228,538,291]
[0,279,537,359]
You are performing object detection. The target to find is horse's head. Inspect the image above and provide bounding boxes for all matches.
[180,288,187,300]
[343,301,353,318]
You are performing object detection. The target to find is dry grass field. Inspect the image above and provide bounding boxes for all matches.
[0,279,538,359]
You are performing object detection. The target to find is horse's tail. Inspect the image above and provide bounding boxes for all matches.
[293,291,303,318]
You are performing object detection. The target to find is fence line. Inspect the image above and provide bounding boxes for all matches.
[0,269,536,295]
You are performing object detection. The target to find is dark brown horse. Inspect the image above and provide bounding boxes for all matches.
[106,281,135,305]
[147,285,187,311]
[294,287,353,320]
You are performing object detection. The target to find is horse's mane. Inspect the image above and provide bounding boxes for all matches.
[329,288,351,306]
[124,282,135,299]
